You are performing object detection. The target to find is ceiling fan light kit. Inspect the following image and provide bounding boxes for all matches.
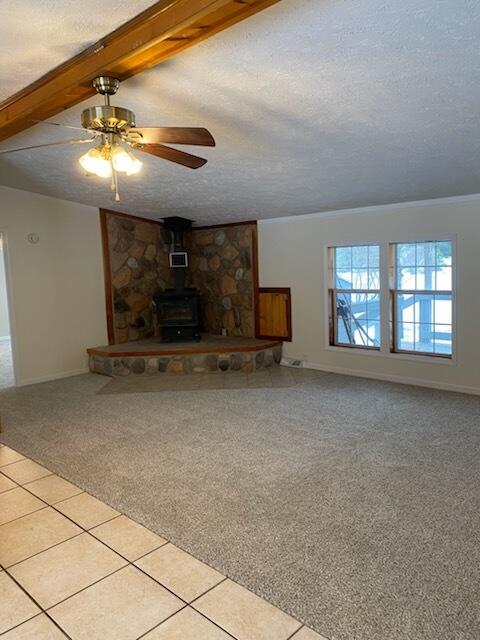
[79,146,112,178]
[0,75,215,202]
[79,141,143,178]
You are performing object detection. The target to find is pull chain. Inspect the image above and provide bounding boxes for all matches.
[113,166,120,202]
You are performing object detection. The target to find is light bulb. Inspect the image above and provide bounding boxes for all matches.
[79,146,112,178]
[126,156,143,175]
[95,158,113,178]
[111,145,132,172]
[79,148,101,173]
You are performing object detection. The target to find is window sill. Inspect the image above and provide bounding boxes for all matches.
[324,344,457,366]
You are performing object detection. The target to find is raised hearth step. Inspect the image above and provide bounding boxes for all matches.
[87,334,282,377]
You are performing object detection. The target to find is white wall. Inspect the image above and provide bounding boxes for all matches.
[0,240,10,337]
[0,186,107,385]
[259,196,480,395]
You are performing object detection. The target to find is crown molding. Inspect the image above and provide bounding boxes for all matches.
[259,193,480,225]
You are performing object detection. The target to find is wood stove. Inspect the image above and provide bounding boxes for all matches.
[153,217,201,342]
[154,288,200,341]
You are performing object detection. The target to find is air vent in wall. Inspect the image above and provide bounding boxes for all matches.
[281,357,304,368]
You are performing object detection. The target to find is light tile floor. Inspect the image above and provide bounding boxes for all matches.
[0,443,327,640]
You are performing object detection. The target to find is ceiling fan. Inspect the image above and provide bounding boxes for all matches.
[0,76,215,201]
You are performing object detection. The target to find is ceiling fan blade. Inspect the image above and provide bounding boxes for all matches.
[135,143,207,169]
[127,127,215,147]
[0,137,96,155]
[30,119,91,133]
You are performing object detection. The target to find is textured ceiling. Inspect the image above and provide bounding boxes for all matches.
[0,0,157,101]
[1,0,480,224]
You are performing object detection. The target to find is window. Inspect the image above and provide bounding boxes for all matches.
[391,241,453,357]
[327,239,454,359]
[329,244,381,349]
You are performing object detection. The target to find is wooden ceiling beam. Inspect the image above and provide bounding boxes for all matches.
[0,0,281,142]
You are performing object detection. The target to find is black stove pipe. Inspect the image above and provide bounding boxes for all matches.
[173,229,186,291]
[162,217,193,291]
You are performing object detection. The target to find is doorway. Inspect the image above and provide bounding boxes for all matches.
[0,234,14,388]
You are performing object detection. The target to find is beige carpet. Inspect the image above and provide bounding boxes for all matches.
[1,369,479,640]
[98,366,301,394]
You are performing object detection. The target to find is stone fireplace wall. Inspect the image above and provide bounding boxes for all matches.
[105,212,172,343]
[187,223,256,337]
[104,212,257,343]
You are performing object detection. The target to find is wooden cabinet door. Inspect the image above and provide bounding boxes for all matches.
[257,288,292,341]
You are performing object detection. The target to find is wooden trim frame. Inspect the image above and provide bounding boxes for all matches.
[87,338,281,358]
[0,0,283,141]
[99,207,164,227]
[192,220,257,231]
[328,288,335,346]
[251,223,261,338]
[99,210,115,345]
[257,287,292,341]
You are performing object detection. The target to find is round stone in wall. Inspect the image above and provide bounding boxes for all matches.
[218,358,230,371]
[167,359,185,374]
[158,357,170,372]
[230,353,243,371]
[214,230,226,246]
[113,359,130,376]
[264,350,274,367]
[127,257,138,269]
[255,351,265,368]
[131,358,146,374]
[204,354,218,371]
[146,358,159,374]
[144,244,157,261]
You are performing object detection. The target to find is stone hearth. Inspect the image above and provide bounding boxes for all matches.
[88,334,282,377]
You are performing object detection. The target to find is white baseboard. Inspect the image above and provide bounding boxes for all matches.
[303,361,480,396]
[16,367,90,387]
[0,335,10,342]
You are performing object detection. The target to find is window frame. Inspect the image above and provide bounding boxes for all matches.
[389,241,454,359]
[327,243,381,352]
[324,236,456,363]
